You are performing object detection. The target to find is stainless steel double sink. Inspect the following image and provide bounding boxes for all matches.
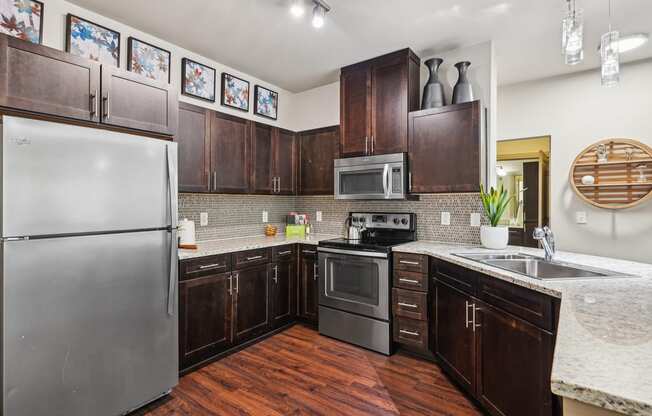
[454,253,635,280]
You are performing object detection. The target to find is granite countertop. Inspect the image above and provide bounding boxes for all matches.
[393,241,652,415]
[178,233,339,260]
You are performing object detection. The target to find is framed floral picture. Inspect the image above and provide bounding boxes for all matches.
[254,85,278,120]
[66,14,120,67]
[0,0,44,44]
[221,73,250,112]
[181,58,216,102]
[127,37,171,83]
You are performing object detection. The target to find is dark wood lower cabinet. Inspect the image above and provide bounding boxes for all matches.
[233,264,270,343]
[270,257,296,328]
[178,273,232,370]
[298,248,319,323]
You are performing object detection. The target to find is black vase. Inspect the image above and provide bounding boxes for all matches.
[421,58,446,109]
[452,61,474,104]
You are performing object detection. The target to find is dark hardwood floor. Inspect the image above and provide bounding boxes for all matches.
[135,324,482,416]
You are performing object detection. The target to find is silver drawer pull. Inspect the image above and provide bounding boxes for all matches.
[198,263,222,269]
[398,302,418,309]
[245,255,263,261]
[278,250,292,255]
[399,329,420,337]
[399,260,420,266]
[302,250,316,254]
[399,278,419,284]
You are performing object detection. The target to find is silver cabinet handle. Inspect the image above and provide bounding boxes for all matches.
[90,89,98,116]
[365,136,369,155]
[399,260,420,266]
[277,177,281,193]
[409,172,412,192]
[398,302,418,309]
[472,304,481,332]
[228,274,233,295]
[273,265,278,284]
[213,171,217,192]
[399,329,420,337]
[302,250,316,254]
[278,250,292,256]
[465,301,471,329]
[246,255,263,261]
[313,263,318,281]
[371,135,375,154]
[234,273,239,294]
[207,170,211,191]
[198,263,222,270]
[102,92,110,119]
[399,278,419,284]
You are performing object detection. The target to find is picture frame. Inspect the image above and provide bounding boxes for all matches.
[65,14,120,67]
[221,72,250,112]
[181,57,216,102]
[0,0,44,44]
[254,85,279,120]
[127,37,171,83]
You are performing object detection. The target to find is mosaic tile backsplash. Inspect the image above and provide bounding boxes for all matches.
[179,193,485,244]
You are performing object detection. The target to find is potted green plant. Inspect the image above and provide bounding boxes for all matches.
[479,184,513,249]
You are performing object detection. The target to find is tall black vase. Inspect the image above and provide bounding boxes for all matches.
[452,61,474,104]
[421,58,446,109]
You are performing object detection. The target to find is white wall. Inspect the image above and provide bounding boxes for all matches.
[289,81,340,131]
[498,59,652,263]
[39,0,294,128]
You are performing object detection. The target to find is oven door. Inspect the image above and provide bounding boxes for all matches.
[318,247,389,321]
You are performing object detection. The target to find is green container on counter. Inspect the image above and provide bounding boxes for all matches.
[285,224,306,238]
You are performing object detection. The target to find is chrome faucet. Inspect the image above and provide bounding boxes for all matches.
[533,226,555,261]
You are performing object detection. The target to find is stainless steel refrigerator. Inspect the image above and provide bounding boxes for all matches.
[0,116,179,416]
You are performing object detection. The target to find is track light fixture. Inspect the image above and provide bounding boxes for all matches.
[289,0,330,29]
[289,0,305,18]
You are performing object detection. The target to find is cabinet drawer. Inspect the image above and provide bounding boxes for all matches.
[434,259,477,296]
[233,248,270,269]
[392,288,428,321]
[180,254,231,280]
[272,245,296,261]
[394,252,429,273]
[393,317,429,351]
[393,269,428,292]
[477,275,556,331]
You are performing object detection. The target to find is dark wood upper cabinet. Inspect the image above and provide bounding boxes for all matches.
[340,48,420,157]
[408,101,482,193]
[100,65,178,136]
[0,34,100,123]
[178,273,233,371]
[299,126,339,195]
[232,264,270,343]
[251,122,274,194]
[210,111,251,193]
[274,128,296,195]
[176,102,210,193]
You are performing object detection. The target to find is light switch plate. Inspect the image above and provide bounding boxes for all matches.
[200,212,208,227]
[262,210,268,223]
[470,213,481,227]
[441,212,451,226]
[316,211,323,222]
[576,211,587,224]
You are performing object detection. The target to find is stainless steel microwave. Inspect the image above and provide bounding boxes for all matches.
[334,153,408,200]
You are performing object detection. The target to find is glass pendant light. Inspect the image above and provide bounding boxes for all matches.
[601,0,620,86]
[562,0,584,65]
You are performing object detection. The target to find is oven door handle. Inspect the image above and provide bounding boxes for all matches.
[317,247,388,259]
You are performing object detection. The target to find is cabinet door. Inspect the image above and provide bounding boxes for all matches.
[340,65,371,157]
[251,122,274,194]
[100,65,178,135]
[371,55,408,155]
[408,101,481,193]
[274,128,296,195]
[0,34,100,122]
[476,300,554,416]
[210,112,251,193]
[176,102,210,192]
[233,264,270,342]
[271,258,296,328]
[299,126,339,195]
[434,280,476,394]
[179,273,232,371]
[298,251,319,323]
[522,161,541,248]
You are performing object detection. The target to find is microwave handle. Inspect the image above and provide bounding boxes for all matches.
[383,164,390,198]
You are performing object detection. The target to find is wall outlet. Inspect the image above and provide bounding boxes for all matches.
[576,211,587,224]
[316,211,323,222]
[262,210,269,223]
[470,213,481,227]
[200,212,208,227]
[441,212,451,226]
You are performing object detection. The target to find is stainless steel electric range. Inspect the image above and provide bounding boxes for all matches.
[317,212,416,355]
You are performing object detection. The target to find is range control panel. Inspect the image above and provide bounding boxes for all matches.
[350,212,414,230]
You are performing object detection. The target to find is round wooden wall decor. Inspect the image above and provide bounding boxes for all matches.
[570,138,652,209]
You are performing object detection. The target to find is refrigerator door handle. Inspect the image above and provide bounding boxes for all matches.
[167,228,178,316]
[166,143,179,316]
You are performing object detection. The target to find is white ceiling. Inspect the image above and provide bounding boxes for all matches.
[68,0,652,93]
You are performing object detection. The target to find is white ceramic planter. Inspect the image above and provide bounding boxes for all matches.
[480,225,509,250]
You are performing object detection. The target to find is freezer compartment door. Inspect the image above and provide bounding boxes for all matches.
[2,116,177,237]
[2,230,178,416]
